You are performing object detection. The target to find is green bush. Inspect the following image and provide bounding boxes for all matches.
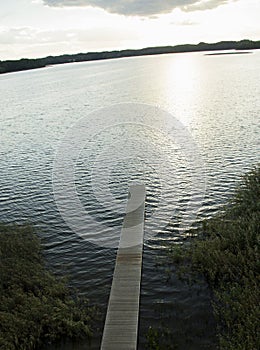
[0,224,96,350]
[170,165,260,350]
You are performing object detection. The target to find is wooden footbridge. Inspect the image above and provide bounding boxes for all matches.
[101,184,146,350]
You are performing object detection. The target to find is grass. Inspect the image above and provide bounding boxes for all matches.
[0,224,97,350]
[169,165,260,350]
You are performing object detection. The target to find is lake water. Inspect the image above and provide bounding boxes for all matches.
[0,50,259,349]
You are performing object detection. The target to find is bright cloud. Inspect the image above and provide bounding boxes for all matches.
[0,0,259,60]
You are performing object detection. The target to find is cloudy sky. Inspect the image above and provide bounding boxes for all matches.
[0,0,259,60]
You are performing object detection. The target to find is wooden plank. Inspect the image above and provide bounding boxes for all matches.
[101,184,145,350]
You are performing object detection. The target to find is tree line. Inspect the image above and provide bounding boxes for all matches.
[0,39,259,74]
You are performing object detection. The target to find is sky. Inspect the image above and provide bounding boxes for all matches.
[0,0,259,60]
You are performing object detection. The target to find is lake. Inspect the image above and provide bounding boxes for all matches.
[0,50,259,349]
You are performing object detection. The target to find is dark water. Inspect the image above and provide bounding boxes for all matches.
[0,50,259,349]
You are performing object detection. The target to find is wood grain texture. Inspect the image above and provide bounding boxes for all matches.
[101,185,145,350]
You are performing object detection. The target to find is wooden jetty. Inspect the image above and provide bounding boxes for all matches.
[101,184,146,350]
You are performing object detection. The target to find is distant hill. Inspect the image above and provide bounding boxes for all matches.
[0,39,259,75]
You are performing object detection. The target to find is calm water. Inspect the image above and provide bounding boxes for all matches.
[0,50,259,349]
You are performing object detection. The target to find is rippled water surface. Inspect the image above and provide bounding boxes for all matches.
[0,50,259,349]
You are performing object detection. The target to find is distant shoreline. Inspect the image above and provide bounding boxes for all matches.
[0,39,259,75]
[205,51,252,56]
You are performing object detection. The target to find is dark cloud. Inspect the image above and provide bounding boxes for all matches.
[42,0,236,16]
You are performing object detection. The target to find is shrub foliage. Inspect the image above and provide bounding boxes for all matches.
[0,224,95,350]
[170,165,260,350]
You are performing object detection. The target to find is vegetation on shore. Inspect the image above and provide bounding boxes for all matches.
[0,224,97,350]
[1,166,259,350]
[169,165,260,350]
[0,39,259,75]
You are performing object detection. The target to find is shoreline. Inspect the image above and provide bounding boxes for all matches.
[205,51,252,55]
[167,165,260,350]
[0,39,259,75]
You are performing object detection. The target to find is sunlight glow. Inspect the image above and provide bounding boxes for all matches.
[0,0,259,59]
